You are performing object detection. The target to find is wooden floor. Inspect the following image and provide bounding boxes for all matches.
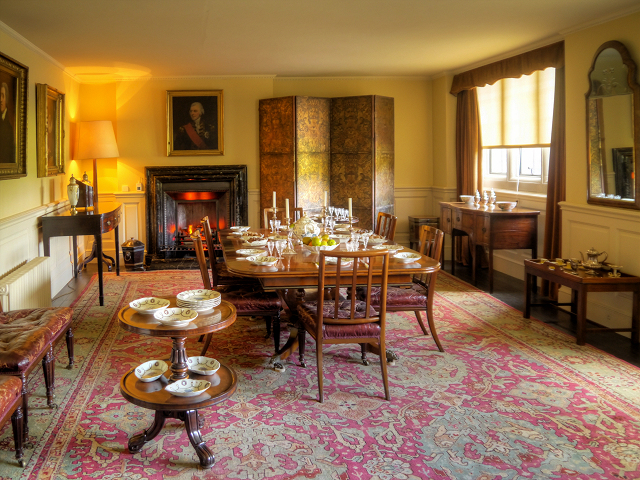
[53,259,640,367]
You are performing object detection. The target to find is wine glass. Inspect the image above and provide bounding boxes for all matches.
[275,239,286,259]
[275,219,281,231]
[361,230,372,249]
[266,239,275,257]
[328,205,335,218]
[269,219,276,234]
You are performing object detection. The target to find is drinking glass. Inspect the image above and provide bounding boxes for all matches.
[361,230,371,249]
[328,206,335,217]
[275,219,281,231]
[275,239,286,259]
[266,239,275,257]
[269,219,276,234]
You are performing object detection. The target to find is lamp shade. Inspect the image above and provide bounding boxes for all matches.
[75,121,119,159]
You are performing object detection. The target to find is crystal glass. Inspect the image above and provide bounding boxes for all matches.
[275,239,286,259]
[328,205,335,217]
[361,230,371,249]
[269,219,276,234]
[266,240,275,257]
[275,219,281,231]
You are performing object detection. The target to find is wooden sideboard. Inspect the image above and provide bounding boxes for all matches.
[439,202,540,292]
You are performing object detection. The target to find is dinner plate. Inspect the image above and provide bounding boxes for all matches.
[267,235,288,241]
[165,379,211,397]
[331,234,350,240]
[236,248,265,256]
[372,244,404,251]
[394,252,422,263]
[134,360,168,382]
[177,289,220,302]
[247,255,278,266]
[368,236,386,245]
[240,232,263,238]
[153,308,198,327]
[324,257,354,266]
[230,226,250,231]
[242,239,268,247]
[129,297,171,314]
[187,356,221,376]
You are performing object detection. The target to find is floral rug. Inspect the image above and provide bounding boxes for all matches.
[1,270,640,479]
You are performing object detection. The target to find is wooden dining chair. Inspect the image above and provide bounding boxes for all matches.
[191,231,283,355]
[263,208,282,229]
[367,225,445,352]
[375,212,398,241]
[297,249,391,402]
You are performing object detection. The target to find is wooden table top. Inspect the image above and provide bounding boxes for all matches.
[440,201,540,216]
[220,228,440,289]
[118,297,237,337]
[524,259,640,286]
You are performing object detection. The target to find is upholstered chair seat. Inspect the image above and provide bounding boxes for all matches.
[298,300,380,339]
[0,375,25,467]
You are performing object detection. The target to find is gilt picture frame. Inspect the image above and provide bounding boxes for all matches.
[36,83,65,177]
[0,52,28,179]
[167,90,224,156]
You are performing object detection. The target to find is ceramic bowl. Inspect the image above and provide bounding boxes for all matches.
[153,308,198,327]
[247,255,278,266]
[129,297,171,314]
[367,235,386,245]
[165,379,211,397]
[460,195,475,204]
[187,356,221,375]
[495,201,517,211]
[394,252,422,263]
[134,360,168,382]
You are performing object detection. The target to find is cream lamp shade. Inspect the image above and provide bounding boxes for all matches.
[75,120,119,199]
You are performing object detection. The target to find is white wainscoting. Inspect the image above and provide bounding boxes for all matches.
[560,202,640,334]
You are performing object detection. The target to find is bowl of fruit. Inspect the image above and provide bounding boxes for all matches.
[303,234,340,252]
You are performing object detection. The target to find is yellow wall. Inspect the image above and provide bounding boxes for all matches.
[564,11,640,205]
[0,29,80,220]
[431,74,457,188]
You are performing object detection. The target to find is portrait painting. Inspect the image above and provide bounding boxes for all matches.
[167,90,224,156]
[0,52,28,179]
[36,83,65,177]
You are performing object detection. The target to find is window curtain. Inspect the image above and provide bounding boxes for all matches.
[450,41,565,282]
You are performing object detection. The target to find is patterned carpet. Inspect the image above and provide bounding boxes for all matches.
[1,270,640,479]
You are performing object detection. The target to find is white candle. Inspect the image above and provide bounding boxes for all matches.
[285,198,289,218]
[348,198,353,218]
[272,191,276,208]
[324,191,328,207]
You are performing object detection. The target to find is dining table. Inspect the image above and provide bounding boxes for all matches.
[220,227,441,371]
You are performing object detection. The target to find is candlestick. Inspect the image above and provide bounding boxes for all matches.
[272,191,276,208]
[348,198,353,218]
[285,198,289,218]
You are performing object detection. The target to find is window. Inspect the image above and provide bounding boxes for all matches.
[477,68,555,194]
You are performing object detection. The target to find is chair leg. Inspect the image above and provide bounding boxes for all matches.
[11,405,25,467]
[378,340,390,401]
[273,312,281,352]
[360,343,370,366]
[298,327,306,368]
[414,311,430,336]
[19,373,28,437]
[264,316,272,339]
[317,343,324,403]
[427,313,444,353]
[42,344,57,408]
[66,327,75,369]
[200,333,213,356]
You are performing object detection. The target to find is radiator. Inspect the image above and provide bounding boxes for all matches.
[0,257,52,311]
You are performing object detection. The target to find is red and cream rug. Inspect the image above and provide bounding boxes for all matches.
[1,270,639,479]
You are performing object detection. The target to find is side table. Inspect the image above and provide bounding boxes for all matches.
[524,259,640,346]
[118,298,237,468]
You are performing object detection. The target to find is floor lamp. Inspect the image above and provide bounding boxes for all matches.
[75,120,120,271]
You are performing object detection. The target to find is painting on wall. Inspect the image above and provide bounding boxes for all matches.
[166,90,224,156]
[36,84,65,177]
[0,51,28,179]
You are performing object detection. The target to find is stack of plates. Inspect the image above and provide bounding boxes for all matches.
[176,289,221,312]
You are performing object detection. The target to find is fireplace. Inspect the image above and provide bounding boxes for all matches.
[146,165,248,260]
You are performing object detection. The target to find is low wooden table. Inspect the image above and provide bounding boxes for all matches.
[523,259,640,346]
[118,298,237,468]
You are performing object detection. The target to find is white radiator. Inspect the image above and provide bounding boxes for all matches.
[0,257,52,311]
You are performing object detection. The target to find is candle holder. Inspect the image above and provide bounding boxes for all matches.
[269,207,280,233]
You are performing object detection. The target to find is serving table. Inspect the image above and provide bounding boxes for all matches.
[220,229,440,370]
[524,259,640,346]
[440,202,540,293]
[118,298,237,468]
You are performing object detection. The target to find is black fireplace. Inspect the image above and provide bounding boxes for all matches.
[145,165,248,260]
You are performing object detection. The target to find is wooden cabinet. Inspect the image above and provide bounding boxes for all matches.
[259,96,331,227]
[440,202,540,292]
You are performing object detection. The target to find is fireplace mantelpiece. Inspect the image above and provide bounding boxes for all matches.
[145,165,248,259]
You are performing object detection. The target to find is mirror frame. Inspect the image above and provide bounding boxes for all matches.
[585,40,640,210]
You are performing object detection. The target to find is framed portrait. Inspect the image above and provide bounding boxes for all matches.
[0,52,28,180]
[167,90,224,156]
[36,84,65,177]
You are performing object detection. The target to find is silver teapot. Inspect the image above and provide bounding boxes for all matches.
[580,247,608,269]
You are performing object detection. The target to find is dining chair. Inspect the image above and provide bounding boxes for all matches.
[367,225,445,352]
[263,208,282,229]
[297,249,391,402]
[191,231,283,356]
[375,212,398,241]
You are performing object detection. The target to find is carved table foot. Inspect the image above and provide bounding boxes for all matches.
[128,411,166,453]
[181,410,215,468]
[386,349,399,366]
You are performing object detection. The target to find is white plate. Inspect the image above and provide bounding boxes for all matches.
[153,308,198,327]
[305,243,339,253]
[247,255,278,266]
[267,235,288,241]
[236,248,265,256]
[129,297,171,314]
[187,356,221,375]
[230,226,250,231]
[395,252,422,263]
[331,234,350,240]
[368,236,386,245]
[134,360,168,382]
[230,231,245,235]
[324,257,354,266]
[165,379,211,397]
[372,244,404,251]
[242,239,268,247]
[177,289,221,302]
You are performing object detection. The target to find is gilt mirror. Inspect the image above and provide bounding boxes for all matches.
[586,40,640,209]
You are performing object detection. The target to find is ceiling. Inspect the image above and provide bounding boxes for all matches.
[1,0,639,81]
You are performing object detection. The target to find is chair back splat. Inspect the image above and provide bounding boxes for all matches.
[297,249,391,402]
[375,212,398,241]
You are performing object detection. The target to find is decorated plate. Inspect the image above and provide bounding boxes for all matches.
[129,297,171,314]
[324,257,354,266]
[236,248,265,256]
[372,244,404,251]
[177,289,220,302]
[165,379,211,397]
[187,356,221,376]
[247,255,278,266]
[230,226,250,231]
[394,252,422,263]
[153,308,198,327]
[242,238,268,247]
[134,360,168,382]
[240,232,263,238]
[368,235,386,245]
[267,235,288,241]
[331,234,350,240]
